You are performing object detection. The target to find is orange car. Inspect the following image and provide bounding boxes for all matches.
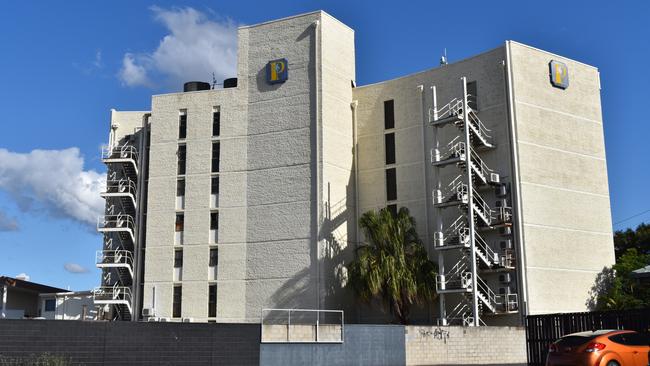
[546,329,650,366]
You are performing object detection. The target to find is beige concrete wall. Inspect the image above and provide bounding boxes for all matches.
[352,47,515,324]
[508,41,614,314]
[405,326,527,365]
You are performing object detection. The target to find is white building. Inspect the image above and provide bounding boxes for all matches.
[94,11,614,326]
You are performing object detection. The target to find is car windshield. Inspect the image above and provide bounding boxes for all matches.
[556,335,598,348]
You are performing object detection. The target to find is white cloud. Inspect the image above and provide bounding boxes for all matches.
[0,148,105,228]
[119,53,152,87]
[0,211,18,231]
[64,263,90,274]
[93,50,103,69]
[15,273,30,281]
[118,6,238,89]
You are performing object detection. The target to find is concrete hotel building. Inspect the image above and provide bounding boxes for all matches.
[94,11,615,326]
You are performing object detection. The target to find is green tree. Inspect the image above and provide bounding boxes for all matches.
[593,248,650,310]
[613,223,650,260]
[348,207,437,324]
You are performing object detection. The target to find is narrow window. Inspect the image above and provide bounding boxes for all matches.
[209,248,219,267]
[385,133,395,165]
[174,249,183,268]
[211,176,219,208]
[210,211,218,243]
[175,214,184,232]
[176,179,185,197]
[467,81,478,111]
[172,286,182,318]
[384,100,395,130]
[177,145,186,175]
[387,204,397,217]
[386,168,397,201]
[178,112,187,139]
[211,142,220,173]
[212,107,220,137]
[208,284,217,318]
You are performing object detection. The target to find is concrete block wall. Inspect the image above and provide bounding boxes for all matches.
[405,326,527,365]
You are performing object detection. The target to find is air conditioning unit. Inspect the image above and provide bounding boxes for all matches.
[500,227,512,236]
[498,287,511,295]
[495,184,508,198]
[434,232,444,247]
[182,317,194,323]
[490,173,500,184]
[500,240,513,250]
[142,308,155,317]
[158,317,169,322]
[147,317,160,322]
[499,273,512,284]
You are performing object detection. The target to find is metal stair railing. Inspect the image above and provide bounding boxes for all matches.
[467,110,493,145]
[471,189,493,226]
[431,139,465,165]
[96,250,134,278]
[433,175,467,206]
[476,276,499,313]
[97,214,136,242]
[474,233,499,267]
[103,178,137,197]
[102,144,139,163]
[469,148,497,185]
[437,261,472,291]
[93,284,133,314]
[434,216,470,248]
[428,98,463,123]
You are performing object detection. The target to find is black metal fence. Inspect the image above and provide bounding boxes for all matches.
[526,308,650,366]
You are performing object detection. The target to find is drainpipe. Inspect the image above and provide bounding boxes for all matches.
[504,41,529,318]
[312,19,322,310]
[1,285,7,319]
[350,100,359,245]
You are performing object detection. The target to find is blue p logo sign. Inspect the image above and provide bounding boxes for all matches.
[266,59,288,84]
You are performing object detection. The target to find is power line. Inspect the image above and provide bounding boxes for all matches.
[613,208,650,226]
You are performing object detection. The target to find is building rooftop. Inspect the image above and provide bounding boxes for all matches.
[0,276,67,294]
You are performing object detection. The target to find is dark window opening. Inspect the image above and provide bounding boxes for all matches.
[385,133,395,165]
[208,285,217,317]
[44,299,55,312]
[211,176,219,195]
[210,212,218,231]
[175,214,184,232]
[211,142,220,173]
[467,81,478,111]
[176,179,185,197]
[209,248,219,267]
[212,110,220,137]
[386,168,397,201]
[177,145,186,175]
[384,100,395,130]
[172,286,182,318]
[178,114,187,139]
[387,204,397,217]
[174,250,183,268]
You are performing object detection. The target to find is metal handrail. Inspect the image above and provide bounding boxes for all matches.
[469,148,496,181]
[103,178,137,196]
[435,216,470,248]
[429,98,463,122]
[467,110,493,141]
[437,269,472,291]
[477,276,499,308]
[96,250,134,267]
[475,232,498,266]
[471,189,493,225]
[434,176,467,205]
[97,214,135,231]
[101,144,139,163]
[93,284,132,304]
[431,140,465,164]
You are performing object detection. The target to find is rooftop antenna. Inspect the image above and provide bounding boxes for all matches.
[211,72,218,89]
[440,48,448,66]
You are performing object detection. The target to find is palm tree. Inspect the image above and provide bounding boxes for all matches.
[348,206,437,324]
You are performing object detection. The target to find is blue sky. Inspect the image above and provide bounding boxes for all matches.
[0,1,648,290]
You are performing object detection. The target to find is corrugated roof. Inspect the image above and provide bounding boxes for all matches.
[0,276,68,294]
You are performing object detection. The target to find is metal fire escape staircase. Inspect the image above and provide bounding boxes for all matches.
[429,78,518,326]
[94,143,139,321]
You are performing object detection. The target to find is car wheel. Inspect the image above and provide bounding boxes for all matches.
[605,361,619,366]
